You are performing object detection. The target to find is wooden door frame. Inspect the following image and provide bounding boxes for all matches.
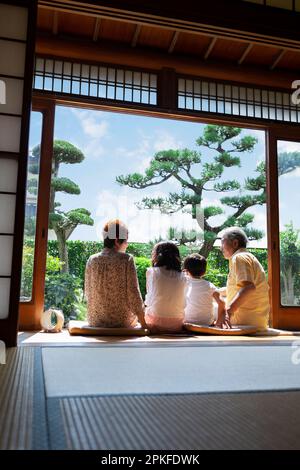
[19,94,300,331]
[19,98,55,330]
[267,126,300,329]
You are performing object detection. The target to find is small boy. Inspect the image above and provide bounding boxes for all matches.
[183,254,225,326]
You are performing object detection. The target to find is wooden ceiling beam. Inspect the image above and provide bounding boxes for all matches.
[168,31,179,53]
[36,34,299,91]
[131,24,141,47]
[238,43,253,65]
[270,49,286,70]
[52,10,58,35]
[92,17,101,42]
[204,36,217,60]
[38,4,300,54]
[38,0,300,49]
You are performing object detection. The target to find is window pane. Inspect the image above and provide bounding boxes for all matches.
[20,111,42,302]
[278,140,300,306]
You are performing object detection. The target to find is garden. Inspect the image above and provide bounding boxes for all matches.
[20,120,300,320]
[21,239,269,322]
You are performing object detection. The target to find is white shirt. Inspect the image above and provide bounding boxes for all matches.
[145,267,187,318]
[184,277,217,325]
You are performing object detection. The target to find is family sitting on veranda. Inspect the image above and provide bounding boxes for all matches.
[84,219,270,333]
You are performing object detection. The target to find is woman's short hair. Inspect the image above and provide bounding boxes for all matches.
[221,227,248,248]
[102,219,128,249]
[183,254,207,277]
[151,241,182,272]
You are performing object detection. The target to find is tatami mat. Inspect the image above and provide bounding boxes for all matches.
[0,348,34,449]
[2,344,300,450]
[42,345,300,397]
[57,391,300,450]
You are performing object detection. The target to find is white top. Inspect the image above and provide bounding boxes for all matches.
[145,267,187,319]
[184,277,217,325]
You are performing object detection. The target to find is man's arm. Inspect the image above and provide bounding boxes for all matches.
[226,281,256,317]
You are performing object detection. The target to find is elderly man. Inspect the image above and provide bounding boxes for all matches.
[216,227,270,330]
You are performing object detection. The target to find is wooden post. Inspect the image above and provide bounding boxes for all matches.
[157,67,177,111]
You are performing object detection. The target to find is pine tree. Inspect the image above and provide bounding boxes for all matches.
[117,125,265,257]
[29,140,94,272]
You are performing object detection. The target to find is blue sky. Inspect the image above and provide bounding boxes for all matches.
[28,106,300,248]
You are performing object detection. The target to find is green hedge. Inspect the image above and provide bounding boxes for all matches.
[135,256,151,299]
[204,247,268,287]
[38,239,269,290]
[47,241,154,288]
[24,238,268,296]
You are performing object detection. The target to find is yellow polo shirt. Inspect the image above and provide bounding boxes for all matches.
[226,248,270,329]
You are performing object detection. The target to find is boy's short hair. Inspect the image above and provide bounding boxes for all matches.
[183,254,207,277]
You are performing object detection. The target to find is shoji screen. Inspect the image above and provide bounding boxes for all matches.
[0,0,37,346]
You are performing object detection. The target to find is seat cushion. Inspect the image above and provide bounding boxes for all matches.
[184,323,258,335]
[68,320,149,336]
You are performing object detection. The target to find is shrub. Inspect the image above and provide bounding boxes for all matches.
[249,248,268,274]
[47,240,103,284]
[127,242,153,258]
[20,245,35,300]
[21,244,63,300]
[134,256,151,299]
[204,267,228,288]
[44,273,82,322]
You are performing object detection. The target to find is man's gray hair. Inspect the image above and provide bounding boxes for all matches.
[221,227,248,248]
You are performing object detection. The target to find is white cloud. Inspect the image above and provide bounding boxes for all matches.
[95,187,202,243]
[241,206,267,248]
[114,128,184,176]
[153,129,184,152]
[71,109,109,159]
[278,141,300,154]
[116,139,152,173]
[240,128,265,144]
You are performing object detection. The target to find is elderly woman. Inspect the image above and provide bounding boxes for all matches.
[216,227,270,330]
[84,219,147,328]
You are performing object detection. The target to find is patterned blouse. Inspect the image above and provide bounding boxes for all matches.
[84,247,145,327]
